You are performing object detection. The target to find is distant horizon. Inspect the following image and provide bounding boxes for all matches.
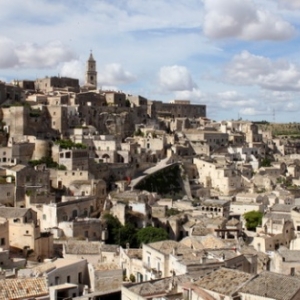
[3,74,299,125]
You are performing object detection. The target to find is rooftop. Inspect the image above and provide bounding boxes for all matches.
[126,275,190,298]
[0,277,48,299]
[277,246,300,262]
[271,204,295,213]
[64,241,101,255]
[239,271,300,300]
[194,268,253,296]
[0,207,31,219]
[147,240,191,256]
[125,249,143,259]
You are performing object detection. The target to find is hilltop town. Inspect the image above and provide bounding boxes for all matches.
[1,53,300,300]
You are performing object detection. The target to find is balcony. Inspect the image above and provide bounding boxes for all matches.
[142,263,162,278]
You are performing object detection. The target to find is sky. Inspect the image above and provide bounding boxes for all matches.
[0,0,300,122]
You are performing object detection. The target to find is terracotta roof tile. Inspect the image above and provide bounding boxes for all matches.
[0,277,48,300]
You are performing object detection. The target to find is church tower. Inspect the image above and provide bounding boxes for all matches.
[85,51,97,89]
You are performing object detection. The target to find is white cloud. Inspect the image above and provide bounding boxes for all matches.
[174,88,204,102]
[279,0,300,9]
[224,51,300,91]
[0,37,75,69]
[202,0,295,40]
[98,63,136,86]
[285,102,300,111]
[239,107,269,115]
[60,60,85,82]
[217,91,259,108]
[15,40,75,68]
[0,37,19,68]
[158,65,197,92]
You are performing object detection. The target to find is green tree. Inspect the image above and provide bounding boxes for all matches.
[103,214,122,244]
[136,226,168,246]
[28,156,59,169]
[261,158,272,167]
[243,211,263,231]
[129,274,136,282]
[166,208,180,217]
[125,99,131,107]
[55,139,86,150]
[134,128,144,137]
[118,223,137,248]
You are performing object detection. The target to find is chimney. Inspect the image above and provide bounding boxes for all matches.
[172,247,177,256]
[200,254,207,264]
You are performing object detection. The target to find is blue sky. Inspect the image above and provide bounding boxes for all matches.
[0,0,300,122]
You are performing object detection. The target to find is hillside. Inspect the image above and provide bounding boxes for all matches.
[256,122,300,136]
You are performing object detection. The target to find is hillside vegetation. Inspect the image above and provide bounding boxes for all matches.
[256,122,300,137]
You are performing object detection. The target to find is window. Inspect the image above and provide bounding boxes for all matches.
[0,238,5,246]
[43,214,46,220]
[67,275,70,283]
[78,272,82,284]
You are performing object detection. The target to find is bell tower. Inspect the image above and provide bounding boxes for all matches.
[85,51,97,89]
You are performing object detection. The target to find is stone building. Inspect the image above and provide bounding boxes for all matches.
[35,76,80,93]
[148,100,206,119]
[88,262,122,296]
[49,169,89,190]
[194,157,243,195]
[0,81,23,104]
[58,148,89,171]
[41,196,98,230]
[271,246,300,276]
[120,246,143,282]
[105,91,127,107]
[76,91,106,106]
[0,207,53,260]
[63,241,119,266]
[4,164,50,207]
[0,217,9,251]
[0,182,15,206]
[142,240,192,280]
[20,258,89,298]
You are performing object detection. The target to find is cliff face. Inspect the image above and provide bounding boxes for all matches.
[77,105,138,139]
